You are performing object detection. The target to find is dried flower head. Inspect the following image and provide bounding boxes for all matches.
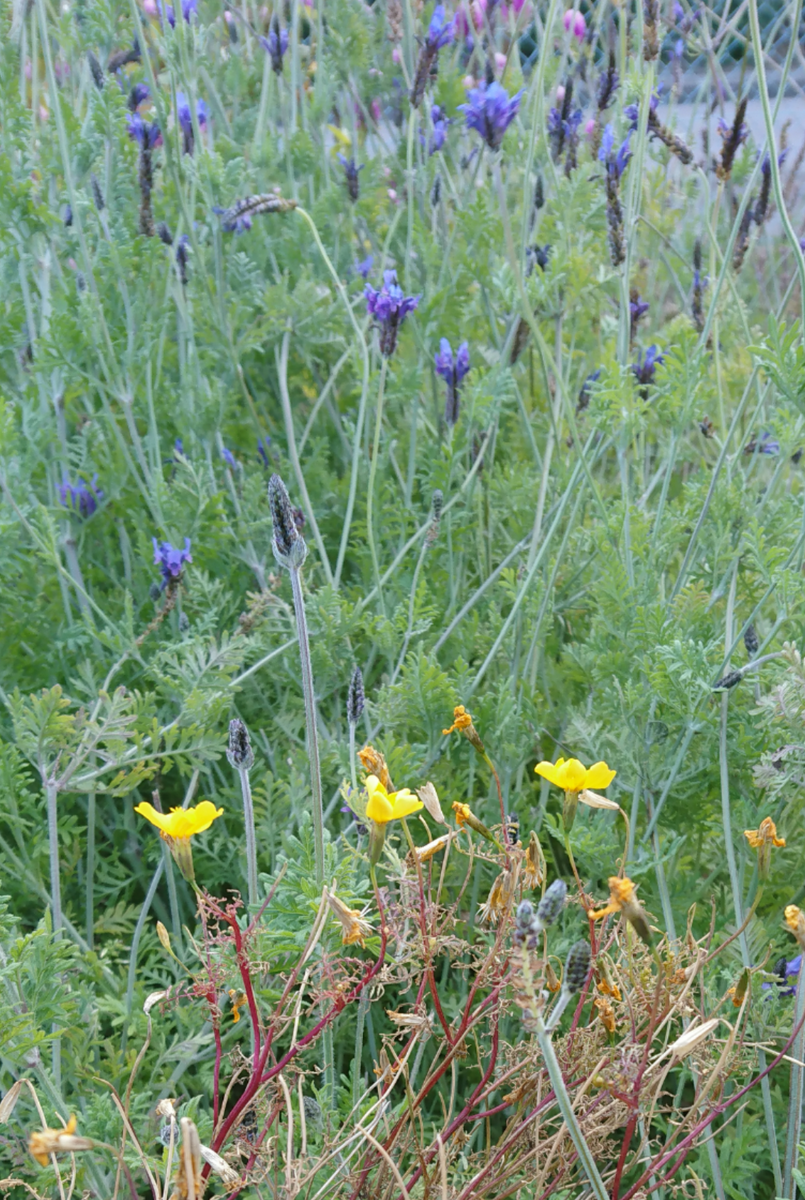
[347,665,365,725]
[327,890,373,946]
[358,744,392,790]
[478,869,515,925]
[172,1117,202,1200]
[744,817,785,878]
[666,1017,719,1060]
[523,830,546,888]
[408,832,453,866]
[594,994,616,1032]
[29,1115,93,1167]
[589,876,653,945]
[785,905,805,950]
[443,704,485,753]
[537,878,568,928]
[417,781,446,824]
[451,801,498,845]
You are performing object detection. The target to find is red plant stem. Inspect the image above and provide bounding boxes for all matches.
[224,1103,282,1200]
[227,911,262,1071]
[427,967,453,1044]
[612,968,665,1199]
[619,1004,805,1200]
[212,1010,223,1129]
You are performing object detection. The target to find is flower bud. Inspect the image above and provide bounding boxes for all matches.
[347,665,365,725]
[563,940,591,994]
[536,879,567,928]
[268,473,307,568]
[156,921,172,952]
[227,718,255,770]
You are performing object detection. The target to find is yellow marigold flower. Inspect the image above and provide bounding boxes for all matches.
[358,745,392,791]
[535,757,616,793]
[365,775,422,824]
[443,704,485,752]
[29,1115,93,1167]
[589,876,652,946]
[135,800,223,882]
[326,890,373,946]
[134,800,223,839]
[745,817,785,879]
[785,905,805,950]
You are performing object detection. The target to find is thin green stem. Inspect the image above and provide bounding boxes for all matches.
[239,764,259,908]
[290,564,325,891]
[366,358,389,614]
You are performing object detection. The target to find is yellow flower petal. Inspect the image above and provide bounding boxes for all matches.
[388,789,424,820]
[534,759,566,787]
[365,775,394,824]
[134,800,223,839]
[584,762,617,790]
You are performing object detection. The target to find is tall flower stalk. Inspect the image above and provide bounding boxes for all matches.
[268,474,325,889]
[228,719,258,907]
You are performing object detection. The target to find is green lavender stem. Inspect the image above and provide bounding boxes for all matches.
[784,956,805,1197]
[238,763,259,907]
[85,789,95,949]
[290,563,325,890]
[366,358,388,614]
[46,780,62,936]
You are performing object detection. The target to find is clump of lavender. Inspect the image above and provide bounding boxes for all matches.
[643,0,659,60]
[355,254,374,279]
[692,238,705,332]
[410,5,454,108]
[107,39,141,73]
[598,123,631,266]
[627,90,692,165]
[547,80,582,172]
[337,154,363,203]
[153,538,192,588]
[435,339,470,427]
[364,270,420,357]
[176,92,207,156]
[460,81,522,152]
[629,289,649,345]
[754,149,787,226]
[59,475,103,518]
[744,431,780,456]
[632,345,664,392]
[260,18,289,74]
[716,98,748,181]
[590,51,618,156]
[128,114,161,237]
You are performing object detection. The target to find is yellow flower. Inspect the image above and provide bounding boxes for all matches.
[134,801,224,839]
[452,801,471,827]
[535,757,616,793]
[443,704,485,753]
[135,801,223,883]
[364,775,423,824]
[29,1115,93,1167]
[589,876,652,946]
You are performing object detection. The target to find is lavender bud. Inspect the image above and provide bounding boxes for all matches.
[432,489,443,522]
[534,175,544,210]
[744,624,758,657]
[515,899,535,931]
[90,173,105,212]
[714,670,743,691]
[431,175,442,207]
[347,666,365,726]
[157,222,174,246]
[227,718,255,770]
[563,940,591,994]
[268,473,307,568]
[88,51,104,90]
[536,879,567,928]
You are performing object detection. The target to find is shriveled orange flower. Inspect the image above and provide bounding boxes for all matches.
[451,801,499,847]
[744,817,785,879]
[594,996,616,1033]
[29,1115,93,1167]
[597,978,622,1002]
[785,905,805,950]
[326,890,373,946]
[358,745,392,791]
[478,869,515,925]
[443,705,485,752]
[589,876,652,946]
[228,989,247,1023]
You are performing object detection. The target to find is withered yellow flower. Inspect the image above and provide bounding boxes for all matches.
[589,876,652,946]
[594,995,616,1033]
[597,978,622,1002]
[228,989,247,1023]
[451,801,499,846]
[523,830,546,889]
[365,775,423,824]
[785,904,805,950]
[478,869,515,925]
[417,781,446,824]
[29,1115,93,1167]
[326,890,373,946]
[358,745,392,790]
[408,833,453,865]
[744,817,785,879]
[442,704,485,752]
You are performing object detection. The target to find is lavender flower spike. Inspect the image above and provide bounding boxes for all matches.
[176,92,208,155]
[260,18,289,74]
[435,338,470,427]
[153,537,193,586]
[337,154,363,203]
[410,4,455,107]
[59,475,104,519]
[632,345,664,389]
[365,269,420,357]
[422,104,448,155]
[460,81,522,151]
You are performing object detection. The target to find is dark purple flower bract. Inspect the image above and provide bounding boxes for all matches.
[598,124,632,178]
[355,255,374,279]
[365,269,420,357]
[460,81,522,151]
[128,112,161,148]
[59,475,103,519]
[426,4,455,49]
[632,345,664,387]
[260,20,289,73]
[435,338,470,426]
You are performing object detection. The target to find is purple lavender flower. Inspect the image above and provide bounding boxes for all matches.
[222,446,236,468]
[355,255,374,279]
[260,19,289,74]
[166,0,197,26]
[629,293,649,323]
[59,475,103,519]
[576,369,601,413]
[174,437,185,458]
[426,4,455,50]
[598,124,632,178]
[365,269,420,357]
[257,438,271,468]
[128,112,161,148]
[744,431,780,456]
[460,82,522,151]
[153,537,193,585]
[632,345,664,388]
[128,82,150,111]
[337,154,363,203]
[175,235,190,286]
[176,92,207,155]
[547,81,583,166]
[763,955,801,996]
[213,205,252,234]
[717,112,748,147]
[526,243,551,274]
[435,338,470,426]
[624,89,660,131]
[422,104,448,155]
